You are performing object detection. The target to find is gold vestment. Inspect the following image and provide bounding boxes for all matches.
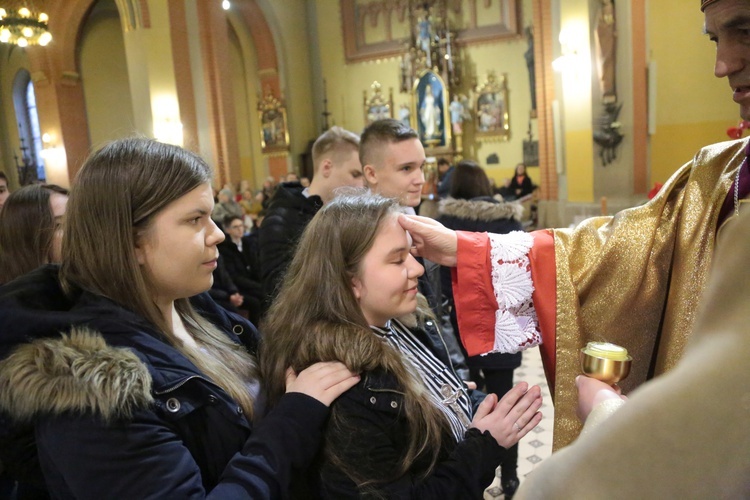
[550,138,746,449]
[515,185,750,499]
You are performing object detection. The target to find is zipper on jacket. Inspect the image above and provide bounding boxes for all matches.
[366,387,406,396]
[154,374,220,395]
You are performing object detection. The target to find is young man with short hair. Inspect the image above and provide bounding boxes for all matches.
[260,126,364,311]
[360,119,426,212]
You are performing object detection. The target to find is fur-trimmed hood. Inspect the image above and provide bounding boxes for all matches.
[0,327,153,422]
[438,195,523,222]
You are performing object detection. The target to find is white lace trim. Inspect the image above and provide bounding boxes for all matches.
[486,231,542,354]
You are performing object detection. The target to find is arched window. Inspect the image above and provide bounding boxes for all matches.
[12,69,45,183]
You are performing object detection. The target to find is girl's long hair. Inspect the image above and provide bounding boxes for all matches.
[0,184,68,284]
[60,138,257,418]
[261,191,450,487]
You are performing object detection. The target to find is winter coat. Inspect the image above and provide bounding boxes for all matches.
[219,236,262,291]
[0,266,329,499]
[508,174,535,199]
[438,196,524,370]
[208,254,241,313]
[314,367,505,499]
[259,182,323,312]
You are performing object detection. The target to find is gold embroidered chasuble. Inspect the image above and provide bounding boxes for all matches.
[549,138,746,448]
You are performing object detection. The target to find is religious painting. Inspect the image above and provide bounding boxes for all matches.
[363,81,394,125]
[412,70,450,148]
[258,89,290,154]
[475,72,510,141]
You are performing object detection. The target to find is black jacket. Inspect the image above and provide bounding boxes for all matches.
[508,175,535,199]
[218,236,262,293]
[0,266,329,499]
[315,367,506,499]
[208,255,241,313]
[259,182,323,312]
[438,196,525,370]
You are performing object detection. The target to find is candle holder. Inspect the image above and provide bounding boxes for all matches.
[580,342,632,385]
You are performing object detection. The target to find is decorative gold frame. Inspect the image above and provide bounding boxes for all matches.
[475,72,510,141]
[258,88,290,154]
[363,81,394,125]
[340,0,521,64]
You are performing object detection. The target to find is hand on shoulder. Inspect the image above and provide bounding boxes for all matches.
[285,361,360,407]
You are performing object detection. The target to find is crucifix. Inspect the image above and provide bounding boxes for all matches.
[440,384,471,427]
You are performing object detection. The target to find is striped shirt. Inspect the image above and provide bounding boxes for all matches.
[371,318,472,442]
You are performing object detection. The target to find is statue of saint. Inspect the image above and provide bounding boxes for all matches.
[524,26,537,113]
[417,14,432,67]
[420,84,441,139]
[449,95,464,135]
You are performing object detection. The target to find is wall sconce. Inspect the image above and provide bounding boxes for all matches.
[552,24,589,75]
[152,95,184,146]
[153,118,184,146]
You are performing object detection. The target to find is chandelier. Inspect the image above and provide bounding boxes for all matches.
[0,3,51,47]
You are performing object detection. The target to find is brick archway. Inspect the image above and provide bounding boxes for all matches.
[25,0,151,180]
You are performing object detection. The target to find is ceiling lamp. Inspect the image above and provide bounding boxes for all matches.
[0,3,52,47]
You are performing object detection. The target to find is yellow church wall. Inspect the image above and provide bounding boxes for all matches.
[263,0,316,167]
[650,120,739,178]
[565,129,596,201]
[315,0,402,133]
[557,1,594,203]
[467,18,537,187]
[227,15,264,188]
[229,28,256,187]
[647,0,738,185]
[79,6,135,150]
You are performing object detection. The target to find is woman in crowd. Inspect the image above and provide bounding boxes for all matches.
[0,184,68,285]
[0,138,359,498]
[262,192,542,498]
[437,159,525,497]
[508,163,534,200]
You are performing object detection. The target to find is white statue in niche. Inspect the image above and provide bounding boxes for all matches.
[420,84,441,139]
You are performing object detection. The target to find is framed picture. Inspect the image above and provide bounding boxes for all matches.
[475,72,510,141]
[363,81,394,126]
[258,89,290,154]
[412,69,450,149]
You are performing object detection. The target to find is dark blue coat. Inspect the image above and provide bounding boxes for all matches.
[0,266,328,499]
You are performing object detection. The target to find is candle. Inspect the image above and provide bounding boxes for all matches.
[582,341,630,361]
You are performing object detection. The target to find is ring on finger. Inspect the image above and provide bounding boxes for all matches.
[514,421,522,432]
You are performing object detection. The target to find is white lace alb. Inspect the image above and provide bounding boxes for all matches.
[486,231,542,354]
